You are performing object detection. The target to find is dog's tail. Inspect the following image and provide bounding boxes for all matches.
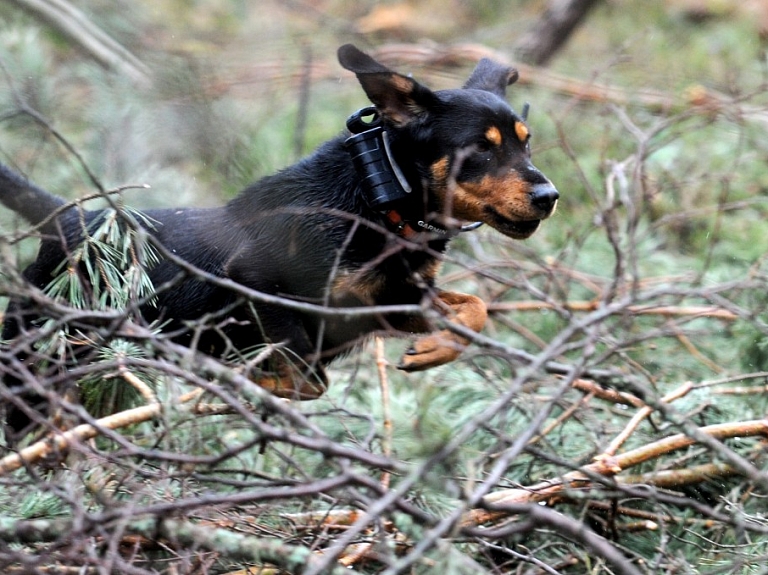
[0,162,68,234]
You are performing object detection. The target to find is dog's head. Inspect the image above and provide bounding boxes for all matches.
[338,44,558,240]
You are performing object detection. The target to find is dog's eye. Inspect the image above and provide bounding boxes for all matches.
[475,139,492,153]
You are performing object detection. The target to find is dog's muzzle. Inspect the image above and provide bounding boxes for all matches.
[530,182,559,215]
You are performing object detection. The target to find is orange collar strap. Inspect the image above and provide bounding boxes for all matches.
[383,209,419,239]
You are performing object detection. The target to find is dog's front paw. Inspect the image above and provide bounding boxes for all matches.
[397,330,466,372]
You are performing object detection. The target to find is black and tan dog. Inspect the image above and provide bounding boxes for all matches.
[0,45,557,438]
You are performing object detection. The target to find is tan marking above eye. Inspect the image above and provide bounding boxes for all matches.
[514,121,529,143]
[484,126,503,147]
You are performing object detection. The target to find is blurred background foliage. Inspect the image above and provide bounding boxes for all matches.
[2,0,768,573]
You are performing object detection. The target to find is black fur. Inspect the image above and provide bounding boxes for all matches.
[1,45,558,441]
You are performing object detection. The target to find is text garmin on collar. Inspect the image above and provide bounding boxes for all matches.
[417,220,448,234]
[344,107,483,235]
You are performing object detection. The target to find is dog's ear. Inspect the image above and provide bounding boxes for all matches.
[463,58,519,98]
[338,44,437,126]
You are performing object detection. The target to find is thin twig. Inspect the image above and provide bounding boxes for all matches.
[528,391,594,446]
[572,378,645,407]
[376,337,393,490]
[715,385,768,395]
[620,462,738,489]
[603,382,693,456]
[118,365,157,405]
[488,300,738,321]
[670,324,723,373]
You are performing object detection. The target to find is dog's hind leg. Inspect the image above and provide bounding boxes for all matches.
[253,359,328,400]
[397,291,488,371]
[237,304,329,400]
[225,248,333,399]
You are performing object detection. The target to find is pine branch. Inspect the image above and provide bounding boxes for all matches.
[0,515,350,575]
[157,518,351,575]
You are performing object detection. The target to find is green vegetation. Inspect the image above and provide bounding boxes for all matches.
[1,1,768,573]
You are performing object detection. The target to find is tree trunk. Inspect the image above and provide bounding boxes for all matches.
[515,0,603,66]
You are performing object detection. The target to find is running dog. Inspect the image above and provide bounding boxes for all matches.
[0,44,558,439]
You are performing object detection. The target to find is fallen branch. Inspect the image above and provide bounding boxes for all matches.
[0,515,349,575]
[157,517,351,575]
[716,385,768,395]
[604,382,693,456]
[620,462,738,489]
[119,364,157,405]
[6,0,151,86]
[488,300,738,320]
[462,418,768,527]
[0,388,202,476]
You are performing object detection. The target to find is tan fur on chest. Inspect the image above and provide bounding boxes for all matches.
[330,258,442,306]
[331,270,386,305]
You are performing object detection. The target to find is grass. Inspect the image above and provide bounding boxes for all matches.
[1,1,768,573]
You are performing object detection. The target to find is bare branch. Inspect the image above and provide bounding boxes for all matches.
[5,0,151,86]
[514,0,603,66]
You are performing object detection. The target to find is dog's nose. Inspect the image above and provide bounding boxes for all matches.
[530,183,559,213]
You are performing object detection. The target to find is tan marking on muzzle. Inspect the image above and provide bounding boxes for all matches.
[452,173,543,222]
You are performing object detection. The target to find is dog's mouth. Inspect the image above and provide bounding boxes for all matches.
[484,207,541,239]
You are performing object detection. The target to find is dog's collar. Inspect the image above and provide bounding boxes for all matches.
[344,107,483,240]
[382,209,451,240]
[380,209,485,240]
